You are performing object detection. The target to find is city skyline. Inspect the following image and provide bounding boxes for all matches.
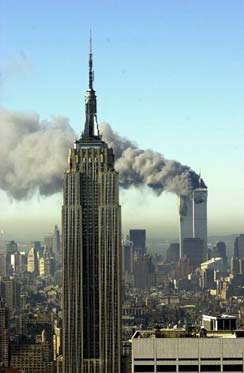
[1,0,244,240]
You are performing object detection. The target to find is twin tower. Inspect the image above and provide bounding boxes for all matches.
[62,45,121,372]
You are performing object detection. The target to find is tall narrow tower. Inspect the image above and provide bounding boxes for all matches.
[62,41,121,373]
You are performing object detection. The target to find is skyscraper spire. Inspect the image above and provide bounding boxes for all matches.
[89,30,94,90]
[82,32,100,139]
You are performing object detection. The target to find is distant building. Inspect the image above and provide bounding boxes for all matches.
[43,235,53,253]
[213,241,227,261]
[6,241,18,276]
[133,254,154,289]
[129,229,146,255]
[202,314,237,331]
[179,177,208,261]
[201,257,224,272]
[201,268,215,289]
[0,253,6,277]
[193,186,208,259]
[52,225,61,254]
[0,299,9,368]
[182,237,204,269]
[166,243,179,263]
[27,247,39,275]
[231,256,240,276]
[122,239,133,274]
[175,257,193,279]
[0,278,20,310]
[234,234,244,258]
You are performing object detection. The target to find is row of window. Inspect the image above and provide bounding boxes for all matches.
[134,365,244,372]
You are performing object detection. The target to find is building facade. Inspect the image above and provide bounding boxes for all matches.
[179,178,208,262]
[62,44,121,372]
[132,328,244,373]
[129,229,146,255]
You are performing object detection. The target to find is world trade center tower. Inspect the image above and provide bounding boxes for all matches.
[62,41,121,372]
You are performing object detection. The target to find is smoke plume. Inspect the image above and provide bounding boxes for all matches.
[0,108,203,200]
[100,123,203,196]
[0,109,75,199]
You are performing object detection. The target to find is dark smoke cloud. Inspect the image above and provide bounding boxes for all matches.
[100,123,203,196]
[0,109,204,200]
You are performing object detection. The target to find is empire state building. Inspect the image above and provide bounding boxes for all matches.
[62,42,121,372]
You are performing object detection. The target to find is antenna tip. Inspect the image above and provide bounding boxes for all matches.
[89,29,92,53]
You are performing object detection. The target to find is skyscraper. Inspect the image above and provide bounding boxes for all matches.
[53,224,61,254]
[62,41,121,372]
[129,229,146,255]
[27,247,39,275]
[179,177,208,261]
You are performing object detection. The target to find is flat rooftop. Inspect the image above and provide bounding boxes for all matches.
[132,328,244,340]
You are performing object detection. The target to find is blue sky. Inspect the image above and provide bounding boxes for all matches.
[1,0,244,241]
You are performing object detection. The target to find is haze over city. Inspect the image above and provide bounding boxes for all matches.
[1,0,244,241]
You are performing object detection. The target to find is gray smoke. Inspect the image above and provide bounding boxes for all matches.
[0,109,75,199]
[0,108,203,200]
[100,123,202,196]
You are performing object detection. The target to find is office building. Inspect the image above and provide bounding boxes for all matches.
[166,243,180,263]
[129,229,146,255]
[179,177,208,261]
[0,253,6,277]
[133,254,154,289]
[10,334,53,373]
[193,183,208,258]
[0,299,9,368]
[27,247,39,275]
[234,234,244,259]
[6,241,18,276]
[122,238,134,274]
[212,241,227,261]
[202,314,237,331]
[52,225,61,254]
[0,278,20,310]
[62,43,121,372]
[132,325,244,373]
[182,237,204,269]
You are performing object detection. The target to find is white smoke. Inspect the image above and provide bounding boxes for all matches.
[0,109,75,199]
[0,109,202,200]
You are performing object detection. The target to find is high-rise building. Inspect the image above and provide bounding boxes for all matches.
[122,238,133,274]
[6,241,18,276]
[27,247,39,275]
[234,234,244,259]
[62,43,121,372]
[0,278,20,311]
[133,254,154,289]
[193,184,208,259]
[129,229,146,255]
[179,177,208,261]
[166,243,180,263]
[52,225,61,254]
[0,253,6,277]
[0,299,9,368]
[182,237,204,269]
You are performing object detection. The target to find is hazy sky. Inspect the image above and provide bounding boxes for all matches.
[1,0,244,242]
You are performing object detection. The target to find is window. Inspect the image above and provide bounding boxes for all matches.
[179,366,199,372]
[223,365,243,372]
[157,365,177,372]
[201,366,221,372]
[134,366,154,372]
